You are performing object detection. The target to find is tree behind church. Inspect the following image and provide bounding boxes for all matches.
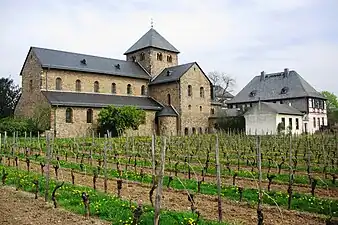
[97,105,146,137]
[321,91,338,127]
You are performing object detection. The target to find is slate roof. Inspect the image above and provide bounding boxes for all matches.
[245,102,304,116]
[228,70,325,104]
[156,105,178,117]
[25,47,150,79]
[214,85,234,98]
[149,62,195,85]
[124,28,180,55]
[42,91,162,110]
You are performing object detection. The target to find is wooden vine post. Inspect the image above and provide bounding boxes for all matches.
[151,134,156,186]
[215,134,223,223]
[257,135,263,225]
[288,134,294,209]
[103,133,108,193]
[154,137,166,225]
[44,132,52,202]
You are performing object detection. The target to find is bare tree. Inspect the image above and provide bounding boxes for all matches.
[208,71,235,98]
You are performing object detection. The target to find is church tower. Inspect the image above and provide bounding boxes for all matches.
[124,27,180,78]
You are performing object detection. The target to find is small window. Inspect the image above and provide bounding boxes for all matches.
[211,108,215,115]
[111,83,116,94]
[289,118,293,130]
[29,80,33,92]
[205,128,208,133]
[281,117,285,126]
[167,94,171,105]
[76,79,81,92]
[140,52,145,61]
[141,85,146,95]
[127,84,132,94]
[167,55,172,62]
[192,127,196,134]
[317,118,320,128]
[86,109,93,123]
[188,105,191,110]
[56,77,62,90]
[296,118,299,130]
[313,117,316,128]
[66,108,73,123]
[199,127,203,134]
[131,56,136,62]
[94,81,99,93]
[200,106,202,112]
[157,53,163,61]
[200,87,204,98]
[184,128,189,135]
[40,77,43,88]
[188,85,192,96]
[322,117,324,126]
[280,100,284,104]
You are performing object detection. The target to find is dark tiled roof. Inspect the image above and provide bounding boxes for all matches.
[29,47,150,79]
[124,28,180,55]
[156,105,178,117]
[245,102,303,116]
[42,91,162,110]
[228,70,325,104]
[149,62,195,85]
[214,85,234,98]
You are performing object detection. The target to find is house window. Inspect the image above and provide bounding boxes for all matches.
[140,52,145,61]
[318,118,320,128]
[205,128,208,133]
[199,127,203,134]
[75,79,81,92]
[188,85,192,96]
[40,77,43,88]
[167,94,171,105]
[188,105,191,110]
[56,77,62,90]
[289,118,293,130]
[192,127,196,134]
[309,98,313,108]
[281,117,285,126]
[313,117,316,128]
[211,108,215,115]
[157,53,163,61]
[167,55,172,62]
[94,81,99,93]
[322,117,325,126]
[296,118,299,130]
[280,100,284,104]
[29,80,33,92]
[111,83,116,94]
[141,85,146,95]
[200,106,202,112]
[87,109,93,123]
[184,128,189,135]
[200,87,204,98]
[127,84,132,94]
[66,108,73,123]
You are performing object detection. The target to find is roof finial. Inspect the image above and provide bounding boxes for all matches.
[150,18,154,28]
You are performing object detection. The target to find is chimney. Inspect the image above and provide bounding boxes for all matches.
[284,68,289,77]
[260,71,265,81]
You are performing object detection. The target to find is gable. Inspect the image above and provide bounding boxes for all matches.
[180,63,211,85]
[20,47,42,76]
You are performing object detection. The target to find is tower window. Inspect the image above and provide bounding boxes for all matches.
[157,53,163,61]
[211,108,215,115]
[188,85,192,96]
[141,85,146,95]
[127,84,132,94]
[200,106,202,112]
[200,87,204,98]
[111,83,116,94]
[66,108,73,123]
[55,77,62,90]
[94,81,99,93]
[167,94,171,105]
[188,105,191,110]
[87,109,93,123]
[184,128,189,135]
[75,79,81,92]
[167,55,172,62]
[29,80,33,92]
[199,127,203,134]
[140,52,145,61]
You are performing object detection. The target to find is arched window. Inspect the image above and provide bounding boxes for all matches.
[211,108,215,115]
[188,85,192,96]
[199,127,203,134]
[205,128,208,134]
[167,55,172,62]
[184,128,189,135]
[94,81,99,93]
[188,105,191,110]
[56,77,62,90]
[192,127,196,134]
[29,80,33,92]
[111,83,116,94]
[167,94,171,105]
[127,84,132,94]
[140,52,145,61]
[141,85,146,95]
[200,106,202,112]
[157,52,163,61]
[75,79,81,92]
[87,109,93,123]
[200,87,204,98]
[65,108,73,123]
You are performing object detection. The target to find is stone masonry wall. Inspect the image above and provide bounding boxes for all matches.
[45,70,149,96]
[124,110,156,137]
[14,50,51,120]
[148,82,180,111]
[126,48,178,77]
[159,116,177,136]
[180,64,211,135]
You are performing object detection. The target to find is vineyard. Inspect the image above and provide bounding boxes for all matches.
[0,131,337,225]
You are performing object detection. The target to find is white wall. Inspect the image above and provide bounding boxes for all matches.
[276,114,303,135]
[244,113,276,135]
[307,98,328,133]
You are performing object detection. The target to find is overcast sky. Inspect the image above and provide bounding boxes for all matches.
[1,0,337,95]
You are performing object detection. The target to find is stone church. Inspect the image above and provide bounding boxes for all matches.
[15,28,218,137]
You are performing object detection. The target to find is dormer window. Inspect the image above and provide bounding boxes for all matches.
[281,87,289,94]
[114,64,120,70]
[167,70,172,76]
[140,52,145,61]
[249,90,257,97]
[167,55,172,62]
[80,59,86,65]
[157,52,163,61]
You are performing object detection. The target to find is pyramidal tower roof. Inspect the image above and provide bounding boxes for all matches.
[124,28,180,55]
